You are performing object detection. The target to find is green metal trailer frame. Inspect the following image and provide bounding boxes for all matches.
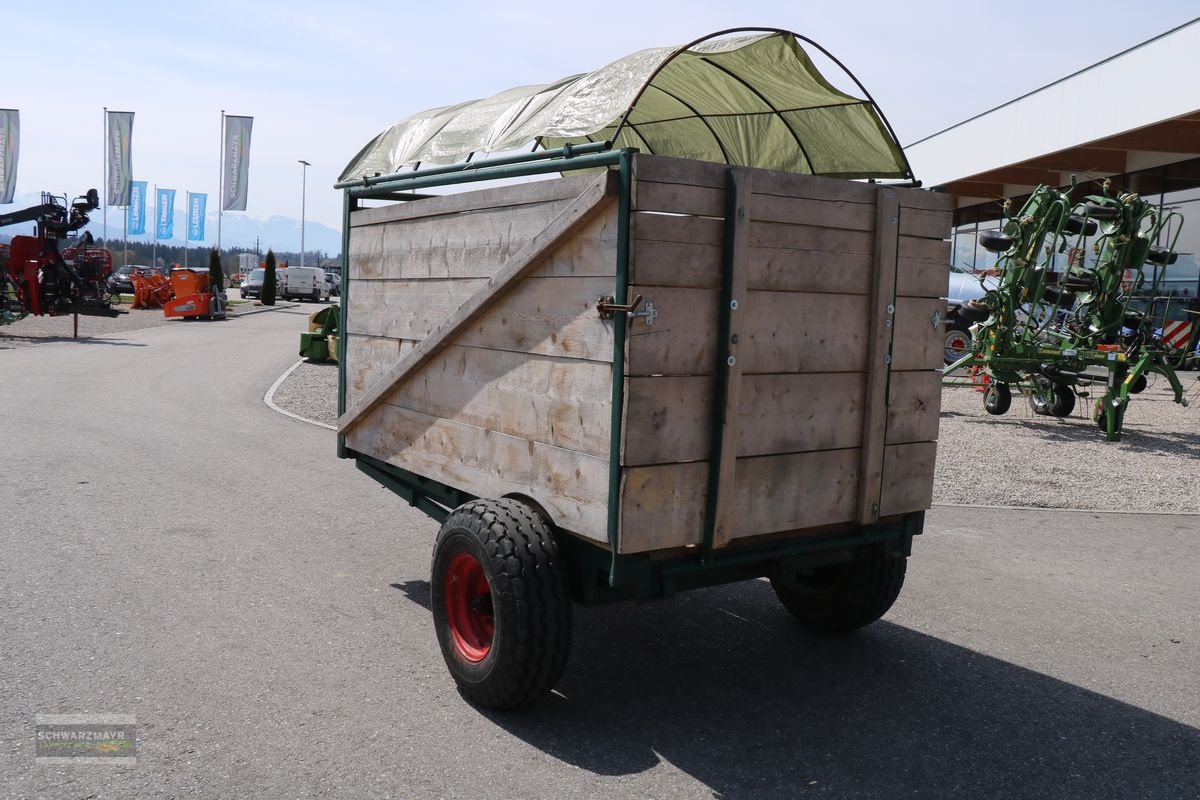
[335,144,924,606]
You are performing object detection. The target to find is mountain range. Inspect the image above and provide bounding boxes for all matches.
[0,191,342,257]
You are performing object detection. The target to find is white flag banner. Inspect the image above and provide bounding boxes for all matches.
[106,111,134,206]
[222,115,253,211]
[0,109,18,204]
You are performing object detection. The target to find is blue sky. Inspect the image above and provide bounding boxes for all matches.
[6,1,1198,244]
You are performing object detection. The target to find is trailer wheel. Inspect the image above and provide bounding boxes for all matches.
[943,321,973,365]
[984,382,1011,415]
[770,544,907,633]
[431,498,571,710]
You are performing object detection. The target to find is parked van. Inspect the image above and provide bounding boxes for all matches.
[278,266,330,302]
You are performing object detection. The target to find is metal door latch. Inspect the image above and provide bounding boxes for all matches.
[597,294,657,326]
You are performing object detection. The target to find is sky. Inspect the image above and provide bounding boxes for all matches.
[5,0,1199,249]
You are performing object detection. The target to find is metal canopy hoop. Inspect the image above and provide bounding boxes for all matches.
[339,28,915,183]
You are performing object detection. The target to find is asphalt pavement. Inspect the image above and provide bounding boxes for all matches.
[1,309,1197,799]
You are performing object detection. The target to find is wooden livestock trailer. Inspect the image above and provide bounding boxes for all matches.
[336,147,952,707]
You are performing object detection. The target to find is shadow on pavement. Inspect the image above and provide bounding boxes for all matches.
[394,578,1198,799]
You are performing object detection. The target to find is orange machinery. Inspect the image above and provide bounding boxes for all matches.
[164,268,225,319]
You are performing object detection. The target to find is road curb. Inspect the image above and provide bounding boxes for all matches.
[264,360,336,430]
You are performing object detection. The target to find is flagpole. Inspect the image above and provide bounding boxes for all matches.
[184,191,189,269]
[152,183,157,271]
[218,110,224,255]
[102,107,107,246]
[123,201,128,267]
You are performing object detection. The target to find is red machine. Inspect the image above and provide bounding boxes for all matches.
[163,267,225,319]
[0,189,122,320]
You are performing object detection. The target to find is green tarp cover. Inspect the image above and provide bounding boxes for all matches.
[340,31,910,181]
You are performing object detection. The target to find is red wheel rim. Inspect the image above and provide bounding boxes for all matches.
[444,552,494,662]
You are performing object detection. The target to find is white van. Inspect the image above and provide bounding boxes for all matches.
[278,267,330,302]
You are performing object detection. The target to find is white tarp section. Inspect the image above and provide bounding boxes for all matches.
[340,31,910,181]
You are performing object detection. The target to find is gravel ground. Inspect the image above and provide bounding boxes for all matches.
[0,300,289,348]
[270,360,339,426]
[272,361,1200,513]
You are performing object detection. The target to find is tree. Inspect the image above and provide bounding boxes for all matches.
[208,248,223,292]
[262,250,277,306]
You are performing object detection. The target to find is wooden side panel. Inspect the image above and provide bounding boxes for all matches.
[625,289,870,377]
[346,404,609,542]
[344,334,417,402]
[618,155,953,553]
[381,344,612,457]
[880,441,937,517]
[349,203,618,281]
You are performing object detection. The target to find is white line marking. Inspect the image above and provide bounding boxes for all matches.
[264,360,336,430]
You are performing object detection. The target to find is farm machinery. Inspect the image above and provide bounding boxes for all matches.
[945,179,1200,441]
[0,188,123,324]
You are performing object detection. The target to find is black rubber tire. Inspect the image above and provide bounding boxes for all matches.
[978,230,1014,253]
[1041,286,1075,307]
[959,299,992,323]
[1146,247,1177,265]
[1049,385,1076,417]
[984,382,1012,415]
[770,544,907,633]
[431,498,572,710]
[1085,202,1120,220]
[1063,215,1097,236]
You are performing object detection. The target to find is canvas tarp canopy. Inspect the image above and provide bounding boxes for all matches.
[340,29,913,182]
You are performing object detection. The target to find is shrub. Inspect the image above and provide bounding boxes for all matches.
[263,250,277,306]
[208,249,223,292]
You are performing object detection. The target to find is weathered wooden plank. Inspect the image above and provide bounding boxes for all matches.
[349,202,618,281]
[897,187,958,214]
[344,333,417,407]
[635,212,937,295]
[899,205,951,240]
[619,448,862,553]
[381,344,612,457]
[633,153,879,204]
[347,278,487,341]
[340,170,618,434]
[619,440,933,553]
[625,288,871,376]
[858,188,899,525]
[885,371,942,445]
[896,236,951,298]
[346,404,609,543]
[624,372,867,465]
[349,172,599,228]
[891,296,946,372]
[348,275,616,362]
[711,168,751,549]
[880,441,937,517]
[634,181,875,233]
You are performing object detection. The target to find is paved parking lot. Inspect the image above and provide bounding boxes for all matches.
[1,310,1196,798]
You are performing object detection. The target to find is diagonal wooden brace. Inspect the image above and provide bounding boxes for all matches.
[338,169,618,435]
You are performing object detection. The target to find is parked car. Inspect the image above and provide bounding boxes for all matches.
[279,266,330,302]
[241,268,266,299]
[324,271,339,298]
[107,264,154,295]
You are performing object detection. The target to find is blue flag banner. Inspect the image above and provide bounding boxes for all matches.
[127,181,147,235]
[156,188,175,240]
[0,109,18,204]
[187,192,206,241]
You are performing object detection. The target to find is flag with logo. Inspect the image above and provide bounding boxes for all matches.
[156,188,176,240]
[187,192,207,241]
[0,109,18,204]
[127,181,147,235]
[106,111,134,206]
[222,115,253,211]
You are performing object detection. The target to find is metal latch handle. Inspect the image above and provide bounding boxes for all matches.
[596,293,643,319]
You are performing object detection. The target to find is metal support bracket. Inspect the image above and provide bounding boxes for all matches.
[597,294,657,325]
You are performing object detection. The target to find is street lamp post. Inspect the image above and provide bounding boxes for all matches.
[298,159,311,268]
